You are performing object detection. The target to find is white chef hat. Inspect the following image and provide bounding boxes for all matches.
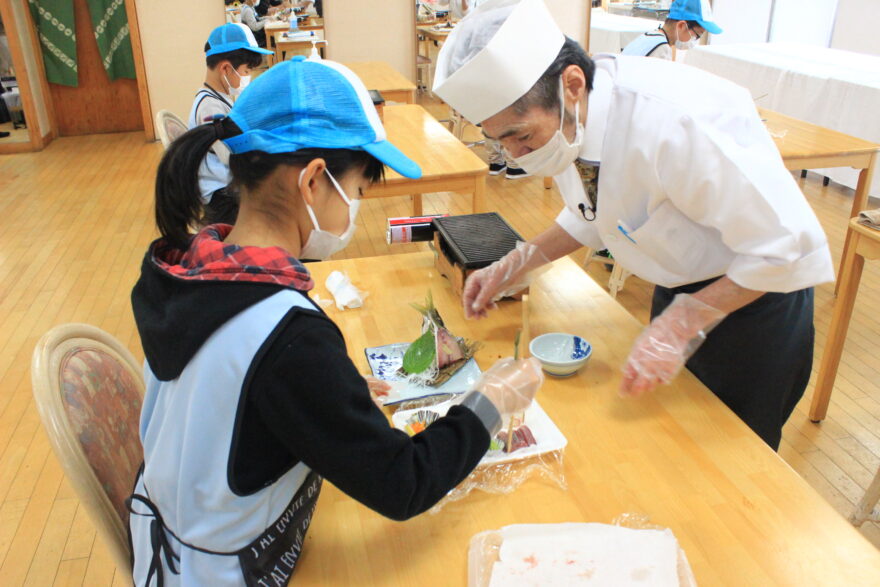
[433,0,565,124]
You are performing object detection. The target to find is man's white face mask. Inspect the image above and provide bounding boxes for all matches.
[512,76,584,177]
[675,24,699,50]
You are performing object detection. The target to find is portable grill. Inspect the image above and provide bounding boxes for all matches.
[431,213,525,300]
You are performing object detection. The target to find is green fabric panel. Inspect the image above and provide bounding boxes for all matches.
[28,0,78,87]
[85,0,136,81]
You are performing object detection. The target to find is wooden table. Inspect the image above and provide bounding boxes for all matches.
[811,218,880,421]
[761,108,879,290]
[345,61,417,105]
[293,251,880,585]
[364,104,487,216]
[266,19,324,63]
[417,24,452,65]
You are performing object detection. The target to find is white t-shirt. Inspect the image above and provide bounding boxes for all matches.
[188,86,234,203]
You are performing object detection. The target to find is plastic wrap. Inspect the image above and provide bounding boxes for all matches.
[463,241,550,319]
[468,517,698,587]
[388,397,567,513]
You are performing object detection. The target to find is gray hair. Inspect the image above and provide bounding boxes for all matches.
[511,38,595,115]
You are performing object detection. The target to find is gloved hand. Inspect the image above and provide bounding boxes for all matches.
[364,376,392,408]
[462,241,549,320]
[621,294,727,397]
[475,357,545,416]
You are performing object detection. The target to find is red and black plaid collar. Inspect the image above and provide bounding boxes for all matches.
[150,225,315,291]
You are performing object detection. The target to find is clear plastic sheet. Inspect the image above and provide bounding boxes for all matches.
[467,517,697,587]
[429,448,566,514]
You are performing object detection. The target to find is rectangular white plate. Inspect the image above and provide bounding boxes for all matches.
[365,343,482,406]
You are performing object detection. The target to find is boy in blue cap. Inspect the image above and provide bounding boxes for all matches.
[622,0,722,59]
[129,55,543,585]
[189,23,273,225]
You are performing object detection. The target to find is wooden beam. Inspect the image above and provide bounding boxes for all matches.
[124,0,155,142]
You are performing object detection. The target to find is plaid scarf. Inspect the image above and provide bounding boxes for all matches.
[150,225,315,292]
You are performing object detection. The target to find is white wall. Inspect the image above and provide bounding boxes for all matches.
[324,0,416,81]
[769,0,837,46]
[546,0,589,47]
[709,0,772,45]
[831,0,880,55]
[132,0,223,132]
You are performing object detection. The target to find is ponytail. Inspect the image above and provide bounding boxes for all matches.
[154,117,241,250]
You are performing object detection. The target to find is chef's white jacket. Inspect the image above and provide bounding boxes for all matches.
[554,56,834,292]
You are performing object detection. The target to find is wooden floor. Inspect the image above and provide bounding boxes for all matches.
[1,100,879,585]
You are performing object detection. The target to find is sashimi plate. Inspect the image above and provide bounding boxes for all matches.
[391,399,567,466]
[365,343,481,406]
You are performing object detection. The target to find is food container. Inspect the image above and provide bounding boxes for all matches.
[529,333,592,377]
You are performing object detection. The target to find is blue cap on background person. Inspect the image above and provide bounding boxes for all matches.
[222,56,422,179]
[205,23,274,57]
[669,0,723,35]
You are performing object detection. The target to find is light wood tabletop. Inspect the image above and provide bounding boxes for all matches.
[761,108,879,294]
[364,104,487,216]
[345,61,417,105]
[812,218,880,422]
[295,250,880,585]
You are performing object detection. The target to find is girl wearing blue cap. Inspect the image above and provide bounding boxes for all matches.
[128,56,543,586]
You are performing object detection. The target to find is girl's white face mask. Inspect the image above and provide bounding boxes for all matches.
[512,76,584,177]
[299,169,360,260]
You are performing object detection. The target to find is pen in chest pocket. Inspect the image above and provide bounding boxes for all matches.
[617,220,637,244]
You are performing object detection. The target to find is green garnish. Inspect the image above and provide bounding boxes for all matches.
[402,329,436,374]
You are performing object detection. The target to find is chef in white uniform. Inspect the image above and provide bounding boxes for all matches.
[434,0,834,449]
[621,0,721,60]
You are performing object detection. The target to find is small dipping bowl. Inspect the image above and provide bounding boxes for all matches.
[529,333,592,377]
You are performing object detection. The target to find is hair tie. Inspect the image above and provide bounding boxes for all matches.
[211,115,227,141]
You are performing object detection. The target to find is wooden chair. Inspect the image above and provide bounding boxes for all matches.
[155,109,188,149]
[31,323,145,575]
[851,466,880,527]
[584,247,631,299]
[416,54,433,97]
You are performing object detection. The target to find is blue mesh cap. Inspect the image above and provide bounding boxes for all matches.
[669,0,722,35]
[222,56,422,179]
[206,23,273,56]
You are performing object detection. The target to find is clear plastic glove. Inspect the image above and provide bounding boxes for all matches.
[365,376,391,408]
[462,242,549,320]
[475,357,544,416]
[621,294,727,398]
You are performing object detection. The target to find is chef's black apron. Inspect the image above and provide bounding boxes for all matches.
[651,278,814,450]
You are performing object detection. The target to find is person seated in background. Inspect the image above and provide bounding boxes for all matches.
[621,0,721,59]
[128,55,543,585]
[189,23,272,225]
[240,0,269,47]
[256,0,290,17]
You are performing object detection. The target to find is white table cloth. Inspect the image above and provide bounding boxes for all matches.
[685,42,880,197]
[589,11,660,55]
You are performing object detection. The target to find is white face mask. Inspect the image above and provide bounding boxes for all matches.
[675,26,698,50]
[224,68,250,100]
[299,169,361,260]
[253,0,260,7]
[512,77,584,177]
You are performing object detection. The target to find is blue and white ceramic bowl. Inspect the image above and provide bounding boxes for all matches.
[529,333,592,377]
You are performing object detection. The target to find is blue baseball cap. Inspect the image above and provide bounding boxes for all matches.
[669,0,722,35]
[222,56,422,179]
[206,23,273,57]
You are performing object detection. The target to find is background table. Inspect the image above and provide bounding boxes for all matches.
[686,43,880,197]
[812,218,880,421]
[588,11,660,54]
[293,251,880,585]
[761,108,879,285]
[363,104,487,216]
[345,61,417,104]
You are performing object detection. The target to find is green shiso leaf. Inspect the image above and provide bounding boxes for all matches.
[402,329,436,374]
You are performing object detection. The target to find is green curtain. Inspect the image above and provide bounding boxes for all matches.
[85,0,136,81]
[28,0,78,87]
